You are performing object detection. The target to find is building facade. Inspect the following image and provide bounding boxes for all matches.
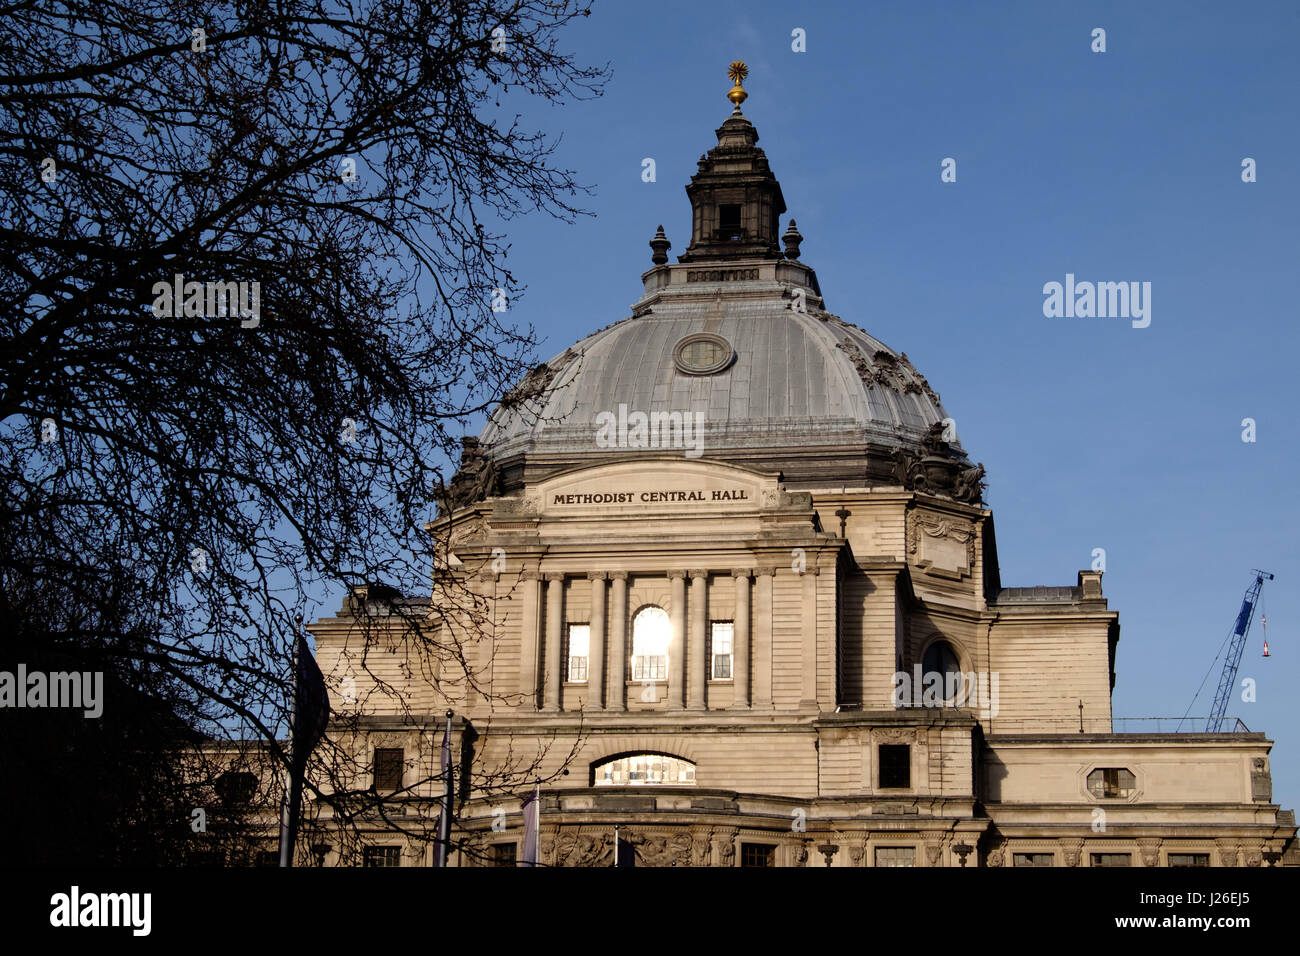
[306,68,1297,867]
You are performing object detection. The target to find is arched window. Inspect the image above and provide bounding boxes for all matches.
[593,753,696,786]
[631,605,669,681]
[922,640,964,703]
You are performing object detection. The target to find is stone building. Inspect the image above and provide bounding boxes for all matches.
[305,67,1297,868]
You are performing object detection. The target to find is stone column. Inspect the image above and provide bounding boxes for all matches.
[607,572,628,711]
[668,570,687,711]
[732,569,751,709]
[801,567,819,709]
[518,570,541,710]
[688,569,708,710]
[753,567,774,710]
[543,572,564,712]
[478,570,498,710]
[587,572,606,711]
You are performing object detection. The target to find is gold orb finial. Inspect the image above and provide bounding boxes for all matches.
[727,60,748,109]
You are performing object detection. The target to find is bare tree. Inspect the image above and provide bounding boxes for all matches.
[0,0,606,863]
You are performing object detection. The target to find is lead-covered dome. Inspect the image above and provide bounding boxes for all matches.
[455,91,983,505]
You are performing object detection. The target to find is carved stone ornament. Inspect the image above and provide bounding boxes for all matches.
[876,727,916,743]
[890,422,986,505]
[907,513,977,577]
[554,830,616,868]
[440,436,501,512]
[1137,838,1162,868]
[834,338,941,406]
[1062,840,1084,868]
[631,831,692,867]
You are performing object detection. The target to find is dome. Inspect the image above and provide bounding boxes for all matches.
[456,93,984,505]
[481,277,955,469]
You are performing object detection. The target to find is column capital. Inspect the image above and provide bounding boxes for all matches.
[667,569,688,580]
[587,571,608,581]
[731,568,752,579]
[544,571,566,583]
[754,566,777,577]
[688,568,708,580]
[608,570,629,582]
[520,569,540,582]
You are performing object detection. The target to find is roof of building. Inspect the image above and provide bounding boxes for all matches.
[472,97,978,496]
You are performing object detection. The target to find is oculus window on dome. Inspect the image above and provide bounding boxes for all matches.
[594,754,696,787]
[673,333,734,376]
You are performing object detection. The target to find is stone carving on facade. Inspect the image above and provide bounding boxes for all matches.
[1217,841,1240,867]
[1137,838,1162,867]
[792,840,810,867]
[635,831,692,867]
[1244,845,1263,867]
[847,843,866,867]
[441,436,501,512]
[891,422,986,505]
[554,830,616,868]
[925,843,945,867]
[711,828,737,868]
[834,338,942,407]
[498,349,576,413]
[1251,757,1272,801]
[691,833,712,867]
[907,513,977,576]
[876,727,916,743]
[1062,840,1084,867]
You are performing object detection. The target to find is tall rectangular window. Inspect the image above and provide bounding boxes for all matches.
[710,622,734,679]
[567,623,590,683]
[1091,853,1132,867]
[878,744,911,789]
[719,204,742,239]
[1013,853,1054,867]
[1168,853,1210,867]
[373,747,403,792]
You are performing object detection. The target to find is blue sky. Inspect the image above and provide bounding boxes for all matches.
[469,0,1300,808]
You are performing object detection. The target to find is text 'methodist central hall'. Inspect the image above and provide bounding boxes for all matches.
[307,66,1297,868]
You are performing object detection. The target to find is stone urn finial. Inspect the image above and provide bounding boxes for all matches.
[649,225,671,265]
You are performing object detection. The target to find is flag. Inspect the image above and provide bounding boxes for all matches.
[521,785,540,866]
[433,712,454,866]
[280,630,330,866]
[291,633,330,773]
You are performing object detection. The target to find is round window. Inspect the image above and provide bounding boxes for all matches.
[673,333,733,376]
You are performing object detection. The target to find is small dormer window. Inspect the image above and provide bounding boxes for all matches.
[719,204,741,240]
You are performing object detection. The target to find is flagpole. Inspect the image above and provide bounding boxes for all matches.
[436,708,453,866]
[279,615,303,868]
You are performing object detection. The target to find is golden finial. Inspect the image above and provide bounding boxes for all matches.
[727,60,748,110]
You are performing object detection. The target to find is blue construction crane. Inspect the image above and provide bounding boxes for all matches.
[1205,570,1274,732]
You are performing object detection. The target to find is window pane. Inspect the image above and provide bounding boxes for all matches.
[875,847,915,867]
[593,753,697,786]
